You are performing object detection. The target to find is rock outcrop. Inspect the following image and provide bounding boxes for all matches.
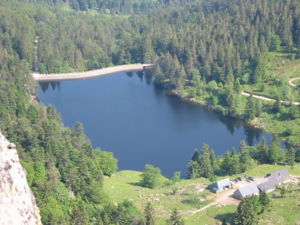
[0,132,42,225]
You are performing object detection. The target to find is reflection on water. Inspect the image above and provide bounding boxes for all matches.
[38,72,272,176]
[40,82,61,92]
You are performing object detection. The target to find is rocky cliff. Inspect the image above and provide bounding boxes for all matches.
[0,132,42,225]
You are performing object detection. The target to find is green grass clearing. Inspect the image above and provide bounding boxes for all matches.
[104,164,300,224]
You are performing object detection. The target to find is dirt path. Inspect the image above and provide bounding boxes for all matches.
[32,64,153,82]
[241,91,300,106]
[180,188,238,217]
[289,77,300,89]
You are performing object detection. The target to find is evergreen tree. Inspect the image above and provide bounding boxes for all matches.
[144,202,155,225]
[234,196,260,225]
[268,140,285,164]
[168,208,184,225]
[256,137,269,163]
[187,160,201,179]
[259,191,270,213]
[198,144,213,178]
[171,171,181,184]
[270,35,281,51]
[245,95,256,120]
[239,148,255,172]
[286,147,296,166]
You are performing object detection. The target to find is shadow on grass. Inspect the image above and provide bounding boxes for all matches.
[128,181,144,187]
[215,212,235,224]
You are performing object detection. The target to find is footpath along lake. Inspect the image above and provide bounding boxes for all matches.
[38,72,272,177]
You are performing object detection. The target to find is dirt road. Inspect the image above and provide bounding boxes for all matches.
[241,91,300,106]
[289,77,300,89]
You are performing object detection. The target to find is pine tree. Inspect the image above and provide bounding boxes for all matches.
[270,35,281,51]
[259,191,270,213]
[239,148,255,172]
[144,202,155,225]
[199,144,213,178]
[269,140,285,164]
[245,95,256,120]
[234,196,260,225]
[286,147,296,166]
[187,160,201,179]
[257,137,269,163]
[168,208,184,225]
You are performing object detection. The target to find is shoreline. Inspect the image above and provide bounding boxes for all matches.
[166,90,266,131]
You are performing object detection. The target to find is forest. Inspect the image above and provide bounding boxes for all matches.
[0,0,299,224]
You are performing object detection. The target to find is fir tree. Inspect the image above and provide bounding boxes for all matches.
[144,202,155,225]
[168,208,184,225]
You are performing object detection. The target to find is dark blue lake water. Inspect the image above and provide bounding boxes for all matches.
[38,72,272,177]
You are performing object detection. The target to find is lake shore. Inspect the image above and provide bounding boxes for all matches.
[166,90,266,130]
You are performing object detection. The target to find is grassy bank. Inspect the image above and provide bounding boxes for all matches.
[104,164,300,224]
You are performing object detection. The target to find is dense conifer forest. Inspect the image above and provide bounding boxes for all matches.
[0,0,300,224]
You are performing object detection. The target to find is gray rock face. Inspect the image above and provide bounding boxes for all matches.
[0,132,42,225]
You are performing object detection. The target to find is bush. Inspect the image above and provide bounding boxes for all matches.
[141,164,162,189]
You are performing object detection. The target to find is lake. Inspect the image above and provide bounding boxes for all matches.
[38,72,272,177]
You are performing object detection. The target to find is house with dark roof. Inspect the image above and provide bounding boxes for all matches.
[233,183,260,200]
[257,179,277,193]
[233,168,290,199]
[258,168,290,192]
[209,178,232,193]
[267,168,289,184]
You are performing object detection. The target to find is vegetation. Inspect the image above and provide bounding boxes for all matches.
[1,0,300,224]
[144,202,155,225]
[187,140,300,179]
[27,0,300,146]
[168,208,185,225]
[103,165,300,224]
[141,164,163,189]
[234,195,261,225]
[234,192,270,225]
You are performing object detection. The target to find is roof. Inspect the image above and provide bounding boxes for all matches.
[258,169,289,192]
[268,169,289,183]
[216,178,231,190]
[236,183,259,198]
[257,179,276,192]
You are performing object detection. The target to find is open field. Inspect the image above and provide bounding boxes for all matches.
[258,180,300,225]
[104,163,300,224]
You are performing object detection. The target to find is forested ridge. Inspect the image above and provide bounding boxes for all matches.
[0,0,300,224]
[23,0,195,12]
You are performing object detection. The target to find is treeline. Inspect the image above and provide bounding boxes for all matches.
[188,140,300,179]
[22,0,195,13]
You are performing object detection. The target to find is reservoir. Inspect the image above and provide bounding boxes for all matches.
[38,72,272,177]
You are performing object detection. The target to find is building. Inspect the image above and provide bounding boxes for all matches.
[234,168,290,199]
[258,168,290,192]
[233,183,260,200]
[257,179,277,193]
[209,178,232,193]
[266,168,289,184]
